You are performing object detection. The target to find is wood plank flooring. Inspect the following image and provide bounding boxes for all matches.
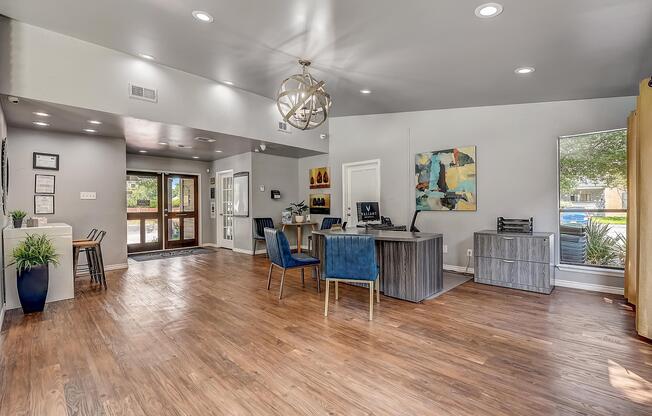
[1,249,651,415]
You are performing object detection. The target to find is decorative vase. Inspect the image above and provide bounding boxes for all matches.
[295,215,304,223]
[12,218,23,228]
[17,264,49,313]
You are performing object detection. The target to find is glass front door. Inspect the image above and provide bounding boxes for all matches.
[127,171,163,253]
[217,171,234,248]
[165,174,199,249]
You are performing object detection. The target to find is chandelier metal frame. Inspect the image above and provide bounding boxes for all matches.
[276,60,331,130]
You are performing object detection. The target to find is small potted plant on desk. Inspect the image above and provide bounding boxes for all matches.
[9,210,27,228]
[288,201,308,223]
[11,234,59,313]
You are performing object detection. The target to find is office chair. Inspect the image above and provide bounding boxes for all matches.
[252,217,274,256]
[307,217,342,252]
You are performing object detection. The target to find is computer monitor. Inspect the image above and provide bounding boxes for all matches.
[357,202,380,223]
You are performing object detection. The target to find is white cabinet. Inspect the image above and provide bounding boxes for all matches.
[3,223,74,310]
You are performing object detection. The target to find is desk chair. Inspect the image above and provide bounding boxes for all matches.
[324,234,379,320]
[253,217,274,256]
[264,228,320,299]
[307,217,342,253]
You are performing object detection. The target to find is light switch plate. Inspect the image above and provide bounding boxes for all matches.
[259,185,265,192]
[80,192,96,200]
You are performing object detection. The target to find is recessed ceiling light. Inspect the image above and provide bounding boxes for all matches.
[223,81,234,86]
[192,156,200,159]
[215,150,223,153]
[360,89,372,94]
[158,142,168,145]
[192,11,214,23]
[139,53,155,61]
[88,120,102,125]
[83,128,97,133]
[515,66,535,74]
[33,121,49,127]
[33,112,50,117]
[475,3,503,18]
[139,150,148,153]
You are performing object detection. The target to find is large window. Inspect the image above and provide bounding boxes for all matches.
[558,129,627,269]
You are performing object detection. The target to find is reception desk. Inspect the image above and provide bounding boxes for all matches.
[312,229,443,302]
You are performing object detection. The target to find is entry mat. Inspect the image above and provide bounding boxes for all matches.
[129,247,216,262]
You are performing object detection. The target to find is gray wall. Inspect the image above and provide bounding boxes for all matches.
[329,96,636,287]
[7,127,127,266]
[126,154,214,245]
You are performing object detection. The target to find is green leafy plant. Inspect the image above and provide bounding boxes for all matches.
[11,234,60,273]
[585,219,623,267]
[9,210,27,221]
[287,201,308,216]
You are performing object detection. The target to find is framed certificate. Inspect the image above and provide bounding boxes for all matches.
[33,152,59,170]
[35,174,55,194]
[34,195,55,215]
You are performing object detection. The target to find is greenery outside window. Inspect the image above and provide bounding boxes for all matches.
[558,129,627,270]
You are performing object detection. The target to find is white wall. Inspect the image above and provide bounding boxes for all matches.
[329,96,636,287]
[7,127,127,266]
[0,17,328,153]
[126,154,213,244]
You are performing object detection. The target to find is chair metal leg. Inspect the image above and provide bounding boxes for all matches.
[72,247,80,279]
[96,244,107,289]
[278,269,286,299]
[252,239,256,256]
[369,281,374,320]
[301,268,305,287]
[315,266,320,293]
[324,279,330,316]
[335,281,339,300]
[84,248,93,282]
[267,264,273,290]
[376,279,380,303]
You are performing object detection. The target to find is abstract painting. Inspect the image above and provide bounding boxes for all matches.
[309,193,330,214]
[415,146,476,211]
[309,167,330,189]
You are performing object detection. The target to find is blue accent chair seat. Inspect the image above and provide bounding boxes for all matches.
[264,228,321,299]
[323,234,379,320]
[307,217,342,253]
[253,218,275,256]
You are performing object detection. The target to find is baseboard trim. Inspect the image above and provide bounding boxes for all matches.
[555,279,624,295]
[444,264,474,274]
[202,243,219,248]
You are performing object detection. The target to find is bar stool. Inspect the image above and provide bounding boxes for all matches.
[73,230,107,289]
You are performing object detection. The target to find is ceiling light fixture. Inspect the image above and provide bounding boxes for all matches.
[192,11,214,23]
[139,53,155,61]
[360,89,372,94]
[158,142,168,145]
[215,150,223,153]
[514,66,535,74]
[276,59,331,130]
[33,121,49,127]
[192,156,200,159]
[83,128,97,133]
[223,80,234,86]
[139,150,148,153]
[475,3,503,18]
[33,112,50,117]
[88,120,102,125]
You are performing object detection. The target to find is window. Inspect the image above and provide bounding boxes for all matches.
[558,129,627,269]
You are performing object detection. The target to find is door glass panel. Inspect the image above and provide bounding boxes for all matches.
[221,175,234,241]
[145,219,159,243]
[183,218,195,240]
[168,177,182,212]
[127,174,159,213]
[182,178,195,212]
[168,218,180,241]
[127,220,141,244]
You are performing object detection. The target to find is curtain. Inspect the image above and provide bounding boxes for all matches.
[635,79,652,339]
[625,110,638,305]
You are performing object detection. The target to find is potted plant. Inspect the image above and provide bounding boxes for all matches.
[9,210,27,229]
[11,234,59,313]
[288,201,308,223]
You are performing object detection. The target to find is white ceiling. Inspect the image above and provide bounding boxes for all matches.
[1,95,324,161]
[0,0,650,116]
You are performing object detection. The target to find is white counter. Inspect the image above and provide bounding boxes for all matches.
[3,223,74,310]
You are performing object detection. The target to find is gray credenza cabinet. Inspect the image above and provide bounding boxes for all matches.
[473,230,555,294]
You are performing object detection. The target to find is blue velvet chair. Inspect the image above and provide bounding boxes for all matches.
[253,218,274,256]
[307,217,342,253]
[264,228,321,299]
[323,234,379,320]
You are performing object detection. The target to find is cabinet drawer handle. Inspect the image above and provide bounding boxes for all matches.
[502,260,515,263]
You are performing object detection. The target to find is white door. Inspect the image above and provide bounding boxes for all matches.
[217,170,234,249]
[342,159,381,228]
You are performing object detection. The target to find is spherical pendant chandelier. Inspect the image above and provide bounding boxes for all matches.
[276,60,332,130]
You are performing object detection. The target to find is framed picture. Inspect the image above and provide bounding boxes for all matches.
[309,167,330,189]
[35,174,56,194]
[309,193,331,214]
[34,195,55,215]
[33,152,59,170]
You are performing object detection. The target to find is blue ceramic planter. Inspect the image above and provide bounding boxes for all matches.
[17,264,49,313]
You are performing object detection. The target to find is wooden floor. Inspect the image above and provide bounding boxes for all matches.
[1,249,651,416]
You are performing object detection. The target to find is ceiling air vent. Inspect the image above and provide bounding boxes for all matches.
[129,83,158,103]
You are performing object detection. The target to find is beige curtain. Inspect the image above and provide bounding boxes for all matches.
[635,79,652,339]
[625,110,638,305]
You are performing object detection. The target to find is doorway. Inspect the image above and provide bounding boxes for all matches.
[216,170,234,249]
[342,159,381,228]
[126,171,199,253]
